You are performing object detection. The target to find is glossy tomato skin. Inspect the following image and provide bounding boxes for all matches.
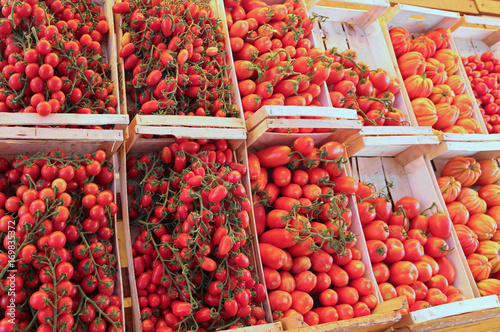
[256,146,292,168]
[389,261,419,285]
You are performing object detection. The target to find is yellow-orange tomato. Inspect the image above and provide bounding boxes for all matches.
[52,178,67,193]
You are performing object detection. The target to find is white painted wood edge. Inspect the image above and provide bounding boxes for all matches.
[0,113,129,125]
[136,125,247,140]
[135,114,246,128]
[396,3,461,19]
[464,14,500,27]
[409,295,500,324]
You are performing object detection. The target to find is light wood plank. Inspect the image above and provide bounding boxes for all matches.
[391,0,479,15]
[355,157,390,195]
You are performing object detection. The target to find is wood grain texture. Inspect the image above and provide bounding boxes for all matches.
[475,0,500,15]
[394,307,500,331]
[390,0,479,14]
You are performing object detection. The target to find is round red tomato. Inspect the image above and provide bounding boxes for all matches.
[389,261,419,285]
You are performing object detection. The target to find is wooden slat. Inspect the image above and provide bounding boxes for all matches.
[393,307,500,331]
[0,113,129,128]
[355,157,391,196]
[475,0,500,16]
[390,0,479,14]
[410,296,500,324]
[134,114,246,128]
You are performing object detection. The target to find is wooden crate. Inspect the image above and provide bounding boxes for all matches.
[310,0,424,129]
[450,15,500,138]
[114,0,247,134]
[380,4,491,140]
[0,0,128,129]
[278,296,406,332]
[350,151,482,316]
[218,0,358,133]
[120,129,274,332]
[246,130,388,327]
[2,137,126,331]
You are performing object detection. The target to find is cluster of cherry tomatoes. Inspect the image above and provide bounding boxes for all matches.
[3,149,122,332]
[326,49,406,126]
[225,0,334,130]
[115,0,238,118]
[126,139,267,331]
[437,157,500,295]
[357,185,466,312]
[390,27,482,133]
[463,52,500,133]
[249,136,378,324]
[0,0,118,123]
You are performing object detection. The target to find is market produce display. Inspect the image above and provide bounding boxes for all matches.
[223,0,337,130]
[115,0,238,118]
[249,136,379,324]
[326,49,406,126]
[462,52,500,133]
[389,27,483,133]
[0,0,118,122]
[437,157,500,296]
[126,139,267,331]
[3,149,122,331]
[356,184,466,312]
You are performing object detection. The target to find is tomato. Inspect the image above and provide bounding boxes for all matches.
[327,263,349,288]
[384,238,405,263]
[366,240,387,263]
[269,290,292,312]
[424,237,451,258]
[379,282,397,301]
[331,177,358,195]
[343,260,365,280]
[313,306,338,324]
[395,196,421,219]
[414,261,433,282]
[427,274,449,294]
[256,146,292,167]
[389,261,419,285]
[290,291,314,315]
[375,197,392,222]
[357,201,376,225]
[425,288,447,306]
[435,256,456,284]
[295,271,317,293]
[264,267,281,290]
[319,289,338,307]
[350,277,374,296]
[363,220,389,241]
[403,239,425,262]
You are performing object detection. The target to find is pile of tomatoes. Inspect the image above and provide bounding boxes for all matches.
[390,27,482,133]
[115,0,238,118]
[357,185,466,312]
[126,139,267,331]
[463,52,500,133]
[437,157,500,295]
[0,0,118,123]
[249,136,378,324]
[224,0,336,130]
[3,149,122,331]
[326,48,406,126]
